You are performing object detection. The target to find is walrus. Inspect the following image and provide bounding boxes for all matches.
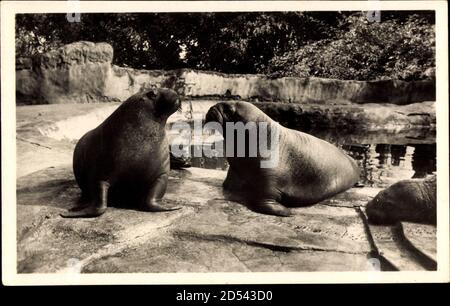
[204,101,360,217]
[366,175,436,225]
[61,88,182,218]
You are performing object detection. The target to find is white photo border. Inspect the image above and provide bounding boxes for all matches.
[2,0,448,285]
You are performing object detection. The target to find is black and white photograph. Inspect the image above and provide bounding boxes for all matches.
[1,1,448,285]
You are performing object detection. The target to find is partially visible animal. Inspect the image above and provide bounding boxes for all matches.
[366,175,436,225]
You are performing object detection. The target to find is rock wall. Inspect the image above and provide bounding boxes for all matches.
[181,70,435,104]
[254,101,436,132]
[102,66,178,102]
[16,41,436,105]
[17,42,115,104]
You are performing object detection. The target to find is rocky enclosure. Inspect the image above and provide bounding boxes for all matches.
[16,103,437,273]
[17,42,435,105]
[15,41,437,274]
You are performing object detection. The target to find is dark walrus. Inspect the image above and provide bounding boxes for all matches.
[205,101,360,217]
[61,88,181,218]
[366,175,436,225]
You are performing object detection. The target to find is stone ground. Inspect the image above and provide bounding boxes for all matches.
[15,103,436,273]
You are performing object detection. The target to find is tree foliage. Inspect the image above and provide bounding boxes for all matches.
[266,13,435,80]
[16,11,435,80]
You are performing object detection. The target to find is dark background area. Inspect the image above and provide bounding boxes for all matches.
[16,11,435,80]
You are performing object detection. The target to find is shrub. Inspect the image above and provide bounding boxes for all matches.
[265,13,435,80]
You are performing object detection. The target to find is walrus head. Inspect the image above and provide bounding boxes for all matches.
[205,102,236,127]
[205,102,280,166]
[365,191,397,225]
[205,101,268,128]
[142,88,181,118]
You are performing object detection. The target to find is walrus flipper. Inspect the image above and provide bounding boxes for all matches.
[61,181,109,218]
[249,200,292,217]
[143,200,182,212]
[60,206,107,218]
[141,174,181,212]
